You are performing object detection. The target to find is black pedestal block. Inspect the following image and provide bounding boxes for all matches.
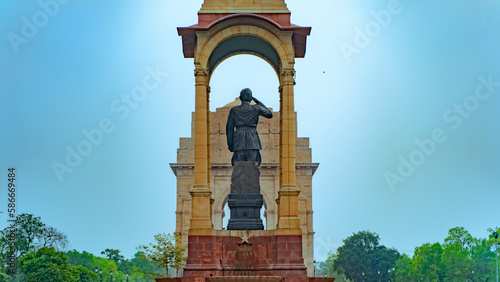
[227,194,264,230]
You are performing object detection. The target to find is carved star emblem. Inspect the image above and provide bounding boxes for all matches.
[240,234,251,244]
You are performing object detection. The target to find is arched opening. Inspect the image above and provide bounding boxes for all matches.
[209,54,280,111]
[208,35,281,75]
[210,54,278,231]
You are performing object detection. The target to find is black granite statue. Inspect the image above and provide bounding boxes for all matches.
[225,88,272,230]
[226,88,273,167]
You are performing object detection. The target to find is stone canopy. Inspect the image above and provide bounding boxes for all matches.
[177,0,310,62]
[173,1,325,279]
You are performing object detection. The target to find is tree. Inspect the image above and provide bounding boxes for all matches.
[101,248,125,264]
[442,228,474,281]
[412,242,445,281]
[470,238,496,281]
[131,251,163,281]
[394,253,413,281]
[394,227,498,281]
[0,213,68,279]
[66,249,157,281]
[317,252,348,281]
[0,214,68,262]
[18,247,85,281]
[66,249,95,271]
[444,227,475,251]
[0,214,44,260]
[332,230,399,281]
[118,258,134,276]
[39,226,68,250]
[71,265,100,282]
[315,261,329,277]
[441,226,499,281]
[99,248,135,278]
[486,227,500,245]
[394,243,446,281]
[136,233,186,278]
[66,249,131,281]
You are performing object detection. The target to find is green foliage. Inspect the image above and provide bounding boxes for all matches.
[0,214,68,257]
[136,233,187,278]
[92,255,121,281]
[442,228,474,281]
[444,227,475,251]
[65,248,176,281]
[66,249,95,270]
[486,227,499,245]
[470,238,496,281]
[332,230,399,281]
[394,226,498,281]
[131,251,163,281]
[66,249,131,281]
[18,247,78,282]
[315,261,329,277]
[118,258,133,275]
[66,249,160,281]
[101,248,124,264]
[0,213,69,279]
[0,214,44,261]
[412,242,445,281]
[71,265,99,281]
[394,253,412,281]
[316,252,348,281]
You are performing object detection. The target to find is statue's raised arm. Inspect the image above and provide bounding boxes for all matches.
[252,97,273,118]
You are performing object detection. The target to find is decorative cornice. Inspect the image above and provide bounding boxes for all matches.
[170,162,319,176]
[178,14,310,59]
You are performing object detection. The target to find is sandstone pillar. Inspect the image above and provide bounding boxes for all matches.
[190,68,213,231]
[277,68,301,231]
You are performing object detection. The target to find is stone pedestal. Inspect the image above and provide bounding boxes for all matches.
[230,161,260,194]
[227,161,264,230]
[170,230,334,282]
[227,194,264,230]
[183,231,306,280]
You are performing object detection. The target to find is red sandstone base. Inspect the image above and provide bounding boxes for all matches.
[156,234,334,282]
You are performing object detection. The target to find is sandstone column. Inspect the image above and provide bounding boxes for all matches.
[190,67,213,231]
[277,67,301,231]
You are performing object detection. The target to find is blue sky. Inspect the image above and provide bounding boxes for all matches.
[1,0,499,261]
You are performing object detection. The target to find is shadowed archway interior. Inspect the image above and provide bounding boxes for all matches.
[209,35,281,75]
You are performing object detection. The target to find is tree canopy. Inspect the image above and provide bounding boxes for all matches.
[332,230,400,281]
[18,247,98,282]
[0,213,69,278]
[0,213,68,261]
[3,212,497,281]
[0,212,183,281]
[136,233,186,278]
[101,248,125,264]
[395,227,498,281]
[320,227,498,281]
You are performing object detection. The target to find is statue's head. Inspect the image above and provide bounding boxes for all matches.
[240,88,252,102]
